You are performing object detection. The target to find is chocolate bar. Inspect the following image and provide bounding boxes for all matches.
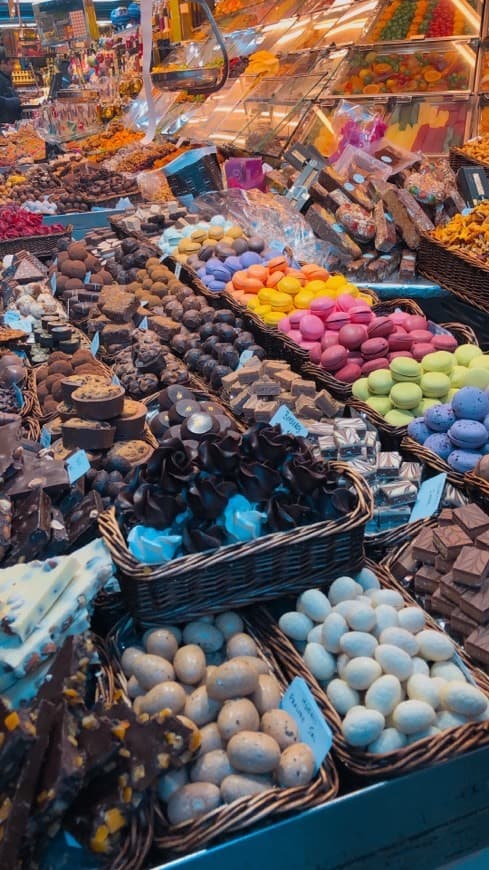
[412,527,437,563]
[438,508,454,525]
[435,555,452,574]
[476,530,489,551]
[449,607,478,638]
[306,204,362,260]
[430,587,454,619]
[381,186,420,250]
[334,427,363,458]
[433,525,472,561]
[398,249,416,282]
[0,698,36,792]
[6,489,52,565]
[399,461,422,484]
[65,491,104,547]
[465,626,489,667]
[452,546,489,588]
[374,200,397,253]
[391,547,418,580]
[377,451,402,480]
[378,481,417,506]
[458,581,489,625]
[453,503,489,540]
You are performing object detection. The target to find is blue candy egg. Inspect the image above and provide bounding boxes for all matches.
[451,387,489,421]
[240,251,263,268]
[407,418,432,444]
[447,449,481,473]
[424,403,456,433]
[448,420,489,449]
[424,433,453,460]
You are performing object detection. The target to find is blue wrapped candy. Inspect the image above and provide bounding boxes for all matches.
[223,494,266,544]
[128,526,182,565]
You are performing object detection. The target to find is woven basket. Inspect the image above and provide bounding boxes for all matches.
[417,232,489,315]
[449,146,489,182]
[108,612,339,857]
[263,558,489,779]
[97,461,373,627]
[0,226,72,259]
[349,320,479,449]
[401,435,489,509]
[365,517,437,564]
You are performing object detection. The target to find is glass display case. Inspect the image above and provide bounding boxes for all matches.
[365,0,482,42]
[330,40,477,97]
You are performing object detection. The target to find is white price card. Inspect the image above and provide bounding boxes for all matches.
[281,677,332,770]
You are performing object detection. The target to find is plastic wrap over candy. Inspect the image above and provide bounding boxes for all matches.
[223,494,266,544]
[127,525,182,564]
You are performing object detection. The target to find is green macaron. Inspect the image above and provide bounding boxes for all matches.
[390,357,422,383]
[367,369,394,396]
[366,396,393,416]
[385,409,415,427]
[420,372,451,398]
[390,382,423,410]
[421,350,454,375]
[352,378,370,401]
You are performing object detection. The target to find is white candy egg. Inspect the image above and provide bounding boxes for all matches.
[304,643,336,681]
[279,612,313,642]
[328,576,362,606]
[296,589,331,623]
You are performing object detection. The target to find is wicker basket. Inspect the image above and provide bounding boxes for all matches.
[449,146,489,182]
[0,225,72,259]
[108,612,339,857]
[417,232,489,315]
[401,435,489,509]
[262,558,489,779]
[98,461,373,627]
[349,320,479,449]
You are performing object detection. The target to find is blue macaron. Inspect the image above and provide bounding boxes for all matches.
[447,450,481,473]
[448,420,489,449]
[407,418,432,444]
[424,403,456,433]
[451,387,489,422]
[424,433,453,460]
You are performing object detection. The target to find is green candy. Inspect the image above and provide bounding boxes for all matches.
[464,368,489,389]
[390,382,423,411]
[421,351,454,375]
[367,370,394,396]
[420,372,450,398]
[469,355,489,370]
[385,409,415,427]
[450,365,468,388]
[352,378,370,401]
[366,396,393,416]
[390,357,422,383]
[413,398,441,416]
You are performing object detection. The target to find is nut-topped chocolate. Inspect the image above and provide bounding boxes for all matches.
[71,383,125,421]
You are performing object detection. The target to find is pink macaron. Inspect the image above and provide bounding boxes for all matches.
[338,323,368,350]
[278,317,290,333]
[289,310,307,328]
[362,358,390,375]
[288,329,302,344]
[336,293,358,312]
[388,351,414,361]
[389,311,409,328]
[300,314,324,341]
[322,332,341,350]
[412,342,435,361]
[388,332,413,352]
[367,316,395,339]
[348,352,364,366]
[310,297,336,320]
[299,340,320,351]
[335,362,362,383]
[350,304,373,325]
[409,329,433,343]
[361,337,389,360]
[320,345,348,372]
[326,311,350,331]
[433,333,458,352]
[404,314,428,332]
[309,343,322,365]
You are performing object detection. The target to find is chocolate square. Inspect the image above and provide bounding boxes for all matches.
[430,587,455,619]
[435,555,453,574]
[433,525,472,561]
[449,607,478,638]
[453,503,489,540]
[412,527,437,564]
[452,546,489,588]
[439,571,465,605]
[458,580,489,625]
[414,565,440,594]
[476,530,489,551]
[465,625,489,667]
[438,508,454,525]
[391,546,418,580]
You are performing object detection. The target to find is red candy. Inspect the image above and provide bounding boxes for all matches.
[326,312,350,331]
[409,329,433,343]
[412,342,435,361]
[433,334,458,352]
[367,316,395,339]
[361,337,389,360]
[350,305,373,325]
[388,332,413,352]
[321,333,341,351]
[388,351,414,361]
[309,343,322,364]
[320,345,348,372]
[310,297,336,320]
[338,323,367,350]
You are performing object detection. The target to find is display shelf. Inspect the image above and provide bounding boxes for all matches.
[329,39,477,98]
[365,0,482,43]
[152,746,489,870]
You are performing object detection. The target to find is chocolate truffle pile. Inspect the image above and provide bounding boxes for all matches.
[392,503,489,669]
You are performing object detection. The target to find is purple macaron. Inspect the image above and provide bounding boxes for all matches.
[451,387,489,422]
[448,420,489,450]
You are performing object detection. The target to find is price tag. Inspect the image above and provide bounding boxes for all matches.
[140,299,148,307]
[112,373,121,386]
[4,311,32,333]
[175,262,182,280]
[40,426,51,448]
[281,677,333,770]
[410,473,447,523]
[14,350,27,360]
[65,450,90,484]
[270,405,308,438]
[90,330,100,356]
[13,384,24,408]
[50,271,57,294]
[139,316,148,330]
[84,271,92,285]
[238,349,255,368]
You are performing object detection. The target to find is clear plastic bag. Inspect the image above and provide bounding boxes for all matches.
[190,188,332,264]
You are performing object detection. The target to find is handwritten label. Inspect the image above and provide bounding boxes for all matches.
[270,405,308,438]
[238,349,255,368]
[410,473,447,523]
[90,330,100,356]
[139,316,148,331]
[4,311,32,333]
[50,271,57,294]
[13,384,24,408]
[175,262,182,280]
[40,426,51,448]
[65,450,90,484]
[281,677,332,770]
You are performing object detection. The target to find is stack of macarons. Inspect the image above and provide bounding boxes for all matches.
[224,262,373,330]
[352,345,489,428]
[408,386,489,473]
[282,307,463,384]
